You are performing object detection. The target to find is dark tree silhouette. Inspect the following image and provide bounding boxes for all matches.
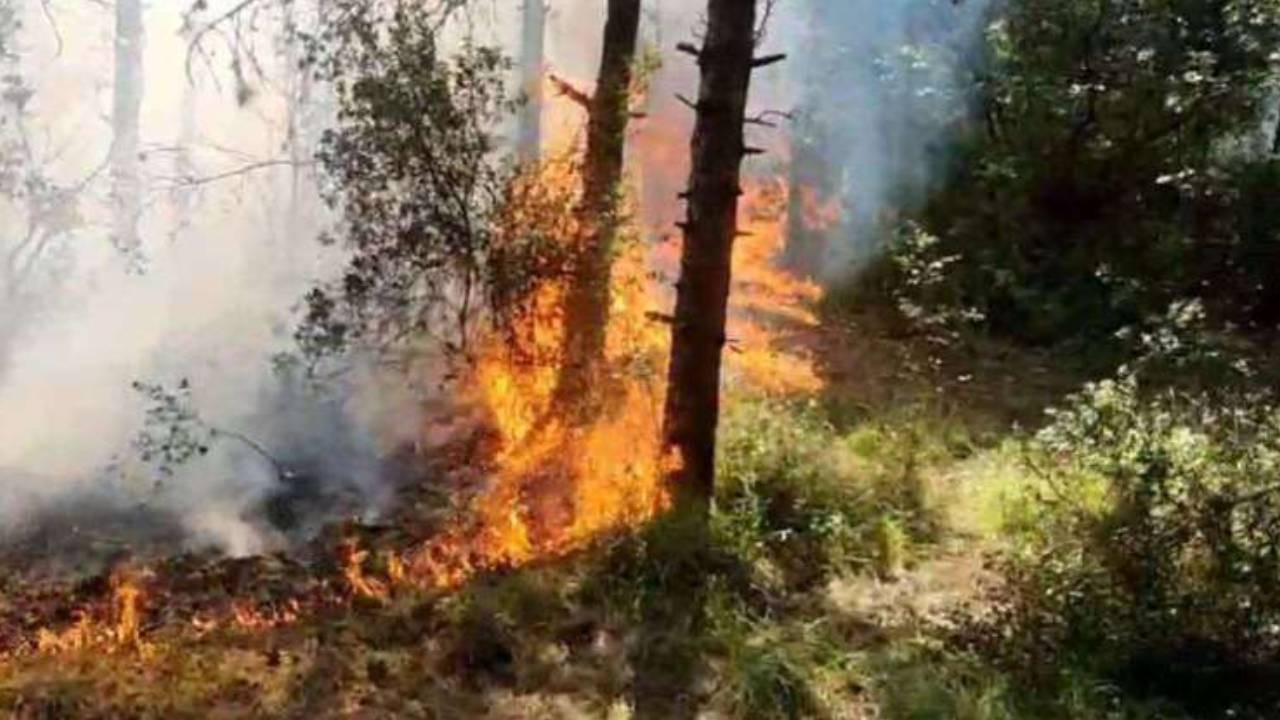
[662,0,771,508]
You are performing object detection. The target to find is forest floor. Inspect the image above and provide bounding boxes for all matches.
[0,303,1086,719]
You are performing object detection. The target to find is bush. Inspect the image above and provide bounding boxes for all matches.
[714,400,908,591]
[841,0,1280,348]
[976,364,1280,715]
[709,598,850,720]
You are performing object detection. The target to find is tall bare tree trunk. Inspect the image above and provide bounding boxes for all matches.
[662,0,761,508]
[1271,104,1280,155]
[517,0,547,163]
[554,0,642,412]
[111,0,144,264]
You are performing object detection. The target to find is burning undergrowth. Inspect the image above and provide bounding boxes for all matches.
[405,155,828,589]
[0,167,829,665]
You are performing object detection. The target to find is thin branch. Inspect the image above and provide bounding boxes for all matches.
[155,158,312,189]
[184,0,264,84]
[751,53,786,69]
[211,428,294,481]
[549,73,592,110]
[38,0,64,57]
[744,109,793,128]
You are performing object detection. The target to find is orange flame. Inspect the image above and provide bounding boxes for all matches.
[410,206,674,588]
[407,173,823,590]
[32,568,148,656]
[726,179,824,396]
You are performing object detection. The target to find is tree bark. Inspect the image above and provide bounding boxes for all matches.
[554,0,642,412]
[517,0,547,163]
[111,0,144,263]
[662,0,759,508]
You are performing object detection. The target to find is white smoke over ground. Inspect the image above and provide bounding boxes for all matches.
[0,0,423,562]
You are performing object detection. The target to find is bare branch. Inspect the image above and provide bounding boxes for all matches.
[549,73,592,110]
[751,53,786,69]
[155,158,311,189]
[184,0,265,84]
[744,109,793,128]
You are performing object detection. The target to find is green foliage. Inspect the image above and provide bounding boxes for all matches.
[714,401,874,589]
[872,514,908,581]
[871,0,1280,346]
[867,642,1192,720]
[708,598,849,720]
[131,379,213,481]
[871,645,1019,720]
[973,355,1280,715]
[295,0,573,367]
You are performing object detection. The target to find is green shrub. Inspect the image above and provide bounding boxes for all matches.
[976,367,1280,716]
[714,400,880,590]
[868,643,1187,720]
[711,606,846,720]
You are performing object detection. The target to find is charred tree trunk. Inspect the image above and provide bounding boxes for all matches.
[554,0,642,412]
[662,0,761,508]
[111,0,144,264]
[517,0,547,163]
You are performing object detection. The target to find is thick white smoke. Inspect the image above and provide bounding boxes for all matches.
[0,0,419,559]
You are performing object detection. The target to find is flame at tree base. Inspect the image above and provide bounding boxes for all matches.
[406,168,826,590]
[410,230,676,589]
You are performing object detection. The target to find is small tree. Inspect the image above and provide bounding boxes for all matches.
[0,1,87,375]
[295,0,572,369]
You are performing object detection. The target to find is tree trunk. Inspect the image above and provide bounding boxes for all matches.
[1271,105,1280,155]
[554,0,642,412]
[111,0,144,264]
[662,0,759,508]
[784,109,836,276]
[517,0,547,163]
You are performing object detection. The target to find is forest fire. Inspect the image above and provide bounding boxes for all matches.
[408,187,675,588]
[406,161,826,589]
[0,142,827,671]
[26,568,148,656]
[0,55,829,665]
